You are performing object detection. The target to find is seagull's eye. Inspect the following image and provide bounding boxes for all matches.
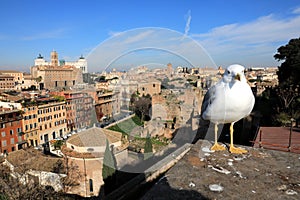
[227,70,230,74]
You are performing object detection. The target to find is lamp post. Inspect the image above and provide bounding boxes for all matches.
[288,118,295,151]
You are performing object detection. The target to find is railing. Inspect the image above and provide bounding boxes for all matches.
[251,128,300,154]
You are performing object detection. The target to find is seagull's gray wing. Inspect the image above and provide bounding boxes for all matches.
[200,85,216,119]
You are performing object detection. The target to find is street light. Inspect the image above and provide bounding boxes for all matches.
[288,118,295,151]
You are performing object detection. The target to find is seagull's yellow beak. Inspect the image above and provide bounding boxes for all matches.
[234,73,241,81]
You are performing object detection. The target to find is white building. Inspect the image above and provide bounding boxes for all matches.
[65,55,88,73]
[34,52,88,73]
[34,54,50,66]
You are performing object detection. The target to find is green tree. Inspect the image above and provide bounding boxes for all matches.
[36,76,42,83]
[272,37,300,125]
[133,96,152,121]
[274,37,300,86]
[53,140,64,150]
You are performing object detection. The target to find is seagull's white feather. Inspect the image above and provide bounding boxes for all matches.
[201,64,255,124]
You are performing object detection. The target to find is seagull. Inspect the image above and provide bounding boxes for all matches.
[201,64,255,154]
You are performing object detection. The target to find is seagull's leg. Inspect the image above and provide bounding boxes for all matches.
[211,123,226,151]
[229,122,247,154]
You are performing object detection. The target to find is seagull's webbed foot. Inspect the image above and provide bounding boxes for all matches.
[211,143,226,151]
[229,145,247,154]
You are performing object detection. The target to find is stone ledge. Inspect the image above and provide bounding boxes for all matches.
[142,140,300,200]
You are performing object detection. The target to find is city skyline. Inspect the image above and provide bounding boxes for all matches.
[1,0,300,72]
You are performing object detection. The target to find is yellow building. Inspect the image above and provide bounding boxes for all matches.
[0,70,23,85]
[138,79,161,97]
[22,105,39,147]
[31,51,83,90]
[37,99,67,144]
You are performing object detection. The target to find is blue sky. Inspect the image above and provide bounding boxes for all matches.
[0,0,300,72]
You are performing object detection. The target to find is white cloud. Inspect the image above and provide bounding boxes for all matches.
[87,27,215,72]
[108,30,123,37]
[292,6,300,14]
[192,12,300,67]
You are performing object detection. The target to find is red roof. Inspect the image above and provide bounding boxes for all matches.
[253,127,300,154]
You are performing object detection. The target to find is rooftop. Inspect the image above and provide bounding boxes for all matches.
[142,140,300,199]
[6,148,63,173]
[0,70,22,73]
[67,127,122,147]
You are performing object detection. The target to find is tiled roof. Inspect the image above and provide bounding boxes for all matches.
[67,127,122,147]
[0,70,22,73]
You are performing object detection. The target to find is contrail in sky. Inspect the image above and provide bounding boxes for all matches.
[184,10,192,37]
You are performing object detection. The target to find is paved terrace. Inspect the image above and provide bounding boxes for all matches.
[142,140,300,200]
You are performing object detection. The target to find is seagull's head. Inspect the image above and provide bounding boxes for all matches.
[223,64,246,83]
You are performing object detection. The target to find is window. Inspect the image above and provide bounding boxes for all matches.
[89,179,93,193]
[17,128,21,133]
[25,125,28,131]
[2,140,7,147]
[10,130,13,135]
[10,138,14,144]
[1,131,5,137]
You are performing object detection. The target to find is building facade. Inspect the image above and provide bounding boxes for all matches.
[95,90,120,121]
[22,105,39,147]
[65,55,88,73]
[34,51,88,73]
[62,127,128,197]
[37,99,67,144]
[0,74,15,91]
[0,109,25,154]
[0,70,24,85]
[31,65,83,90]
[53,91,94,132]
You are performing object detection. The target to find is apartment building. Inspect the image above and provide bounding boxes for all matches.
[95,89,120,121]
[52,91,94,132]
[0,70,23,85]
[37,98,67,144]
[22,105,39,147]
[0,74,15,91]
[0,108,25,154]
